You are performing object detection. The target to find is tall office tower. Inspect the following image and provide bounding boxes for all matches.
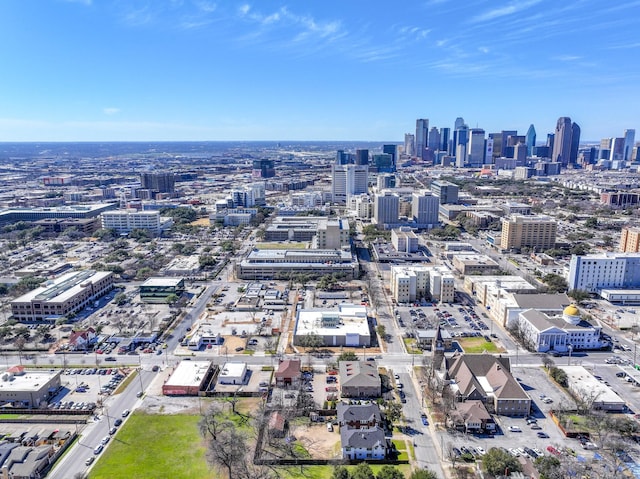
[412,192,439,227]
[599,138,612,160]
[485,138,494,164]
[570,122,580,165]
[500,215,557,252]
[620,227,640,253]
[373,153,395,173]
[514,143,527,165]
[252,159,276,178]
[382,144,397,168]
[430,180,459,204]
[546,133,555,153]
[416,119,429,160]
[454,126,469,167]
[440,128,451,152]
[403,134,415,158]
[525,124,536,156]
[140,172,175,193]
[552,117,573,166]
[568,253,640,293]
[249,182,266,206]
[609,138,626,161]
[428,127,441,152]
[336,150,349,165]
[454,117,466,130]
[502,130,518,149]
[467,128,486,167]
[624,129,636,161]
[374,191,399,227]
[355,149,369,166]
[488,133,502,158]
[331,164,369,203]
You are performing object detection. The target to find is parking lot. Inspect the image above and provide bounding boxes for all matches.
[53,366,133,411]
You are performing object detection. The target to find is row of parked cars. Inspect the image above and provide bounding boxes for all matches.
[64,368,118,376]
[100,373,126,394]
[48,400,96,411]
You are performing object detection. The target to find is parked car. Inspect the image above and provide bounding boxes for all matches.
[508,426,521,432]
[121,409,130,418]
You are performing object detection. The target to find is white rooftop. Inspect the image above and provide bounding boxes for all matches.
[165,361,211,388]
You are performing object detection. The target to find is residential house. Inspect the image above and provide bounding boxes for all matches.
[340,427,387,460]
[68,328,96,351]
[336,403,382,429]
[449,400,496,433]
[446,354,531,416]
[275,359,301,388]
[339,361,381,398]
[267,411,287,439]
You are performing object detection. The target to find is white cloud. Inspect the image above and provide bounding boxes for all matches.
[238,4,250,16]
[103,107,121,115]
[470,0,542,23]
[553,55,581,61]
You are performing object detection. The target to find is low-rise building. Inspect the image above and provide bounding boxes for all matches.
[337,402,388,460]
[218,362,247,386]
[293,304,370,347]
[451,254,500,276]
[100,209,174,235]
[139,277,185,303]
[163,361,215,396]
[275,359,301,388]
[339,361,381,398]
[10,270,114,321]
[445,354,530,416]
[516,305,607,353]
[560,366,626,411]
[0,367,61,408]
[237,249,358,280]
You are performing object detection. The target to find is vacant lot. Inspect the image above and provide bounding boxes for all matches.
[89,414,213,479]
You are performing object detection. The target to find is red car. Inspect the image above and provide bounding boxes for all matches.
[546,446,560,456]
[325,386,338,392]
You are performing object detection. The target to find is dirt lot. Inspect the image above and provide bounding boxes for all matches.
[288,422,341,459]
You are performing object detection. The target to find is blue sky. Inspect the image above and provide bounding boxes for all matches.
[1,0,639,142]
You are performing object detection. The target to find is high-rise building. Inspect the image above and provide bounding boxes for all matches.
[377,174,396,189]
[500,215,557,252]
[454,126,469,167]
[428,127,441,152]
[412,192,439,228]
[467,128,486,167]
[382,144,397,169]
[514,143,527,165]
[373,191,399,227]
[609,138,626,161]
[624,129,636,161]
[620,227,640,253]
[440,128,451,153]
[403,134,415,158]
[354,149,369,166]
[336,150,349,165]
[331,164,369,204]
[372,154,395,173]
[570,122,580,165]
[430,180,459,205]
[416,119,429,160]
[552,117,573,166]
[568,253,640,293]
[252,159,276,178]
[454,117,466,130]
[525,124,536,156]
[140,172,175,193]
[485,138,494,164]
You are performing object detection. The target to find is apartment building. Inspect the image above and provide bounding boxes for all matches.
[500,214,557,251]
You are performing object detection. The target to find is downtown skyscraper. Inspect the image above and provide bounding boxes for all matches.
[552,117,580,167]
[415,119,428,160]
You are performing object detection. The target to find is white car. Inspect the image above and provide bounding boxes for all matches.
[476,446,486,455]
[508,426,522,432]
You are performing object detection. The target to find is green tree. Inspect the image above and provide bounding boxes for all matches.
[567,289,590,304]
[351,462,375,479]
[165,294,179,306]
[383,400,403,424]
[584,217,598,228]
[549,367,568,387]
[297,333,324,351]
[337,351,359,362]
[332,465,350,479]
[482,447,522,477]
[376,465,404,479]
[408,469,439,479]
[542,274,568,293]
[376,325,387,340]
[114,293,128,306]
[535,455,562,479]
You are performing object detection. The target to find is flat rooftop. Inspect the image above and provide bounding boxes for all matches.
[165,361,211,388]
[141,277,184,287]
[0,369,59,392]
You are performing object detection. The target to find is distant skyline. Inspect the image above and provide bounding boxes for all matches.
[1,0,639,142]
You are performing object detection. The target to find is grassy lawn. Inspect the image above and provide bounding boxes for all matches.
[89,414,213,479]
[403,338,422,354]
[457,337,505,354]
[280,464,412,479]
